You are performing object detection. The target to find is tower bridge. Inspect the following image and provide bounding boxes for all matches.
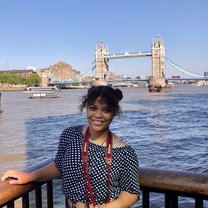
[94,36,164,81]
[46,36,207,87]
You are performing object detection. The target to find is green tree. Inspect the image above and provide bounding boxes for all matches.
[7,74,21,85]
[0,73,41,87]
[25,74,41,86]
[0,74,7,85]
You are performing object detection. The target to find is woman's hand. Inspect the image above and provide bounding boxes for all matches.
[1,170,34,185]
[1,162,61,185]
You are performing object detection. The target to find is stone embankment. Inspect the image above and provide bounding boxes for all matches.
[0,86,26,91]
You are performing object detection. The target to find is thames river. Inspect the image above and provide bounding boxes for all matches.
[0,85,208,208]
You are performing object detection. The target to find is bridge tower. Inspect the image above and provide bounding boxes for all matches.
[151,36,165,78]
[95,42,109,80]
[148,36,171,92]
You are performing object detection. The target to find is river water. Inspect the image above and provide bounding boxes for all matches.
[0,85,208,208]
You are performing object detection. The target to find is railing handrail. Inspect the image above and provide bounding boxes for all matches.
[0,158,53,206]
[1,159,208,206]
[140,167,208,197]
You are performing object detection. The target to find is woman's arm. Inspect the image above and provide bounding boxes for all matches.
[1,161,61,185]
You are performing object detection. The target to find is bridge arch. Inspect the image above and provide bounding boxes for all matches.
[95,36,165,80]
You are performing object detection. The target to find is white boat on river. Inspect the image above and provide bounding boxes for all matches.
[26,86,61,99]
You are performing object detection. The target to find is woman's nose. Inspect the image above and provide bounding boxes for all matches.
[94,109,102,117]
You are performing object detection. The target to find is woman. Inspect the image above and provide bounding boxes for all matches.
[1,85,140,208]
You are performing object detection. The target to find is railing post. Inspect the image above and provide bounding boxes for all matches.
[165,192,178,208]
[35,186,42,208]
[195,196,203,208]
[6,201,14,208]
[142,189,150,208]
[22,193,30,208]
[47,181,53,208]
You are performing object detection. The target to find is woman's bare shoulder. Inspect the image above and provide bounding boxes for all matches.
[112,133,126,148]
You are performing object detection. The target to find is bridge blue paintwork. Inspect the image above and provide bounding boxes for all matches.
[48,77,208,86]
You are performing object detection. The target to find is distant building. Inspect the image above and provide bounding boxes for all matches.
[204,72,208,77]
[38,61,80,82]
[0,69,36,78]
[25,66,37,72]
[82,76,94,82]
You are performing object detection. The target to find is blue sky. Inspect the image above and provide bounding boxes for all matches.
[0,0,207,77]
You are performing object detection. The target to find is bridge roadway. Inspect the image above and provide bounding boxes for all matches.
[48,77,208,86]
[104,51,152,59]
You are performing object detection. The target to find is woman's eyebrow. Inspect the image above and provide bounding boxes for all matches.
[89,104,96,106]
[102,106,111,109]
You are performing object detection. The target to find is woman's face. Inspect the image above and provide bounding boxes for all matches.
[86,97,114,134]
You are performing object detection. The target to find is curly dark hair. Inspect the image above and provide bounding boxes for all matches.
[79,85,123,116]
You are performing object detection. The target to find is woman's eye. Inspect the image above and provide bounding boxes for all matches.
[103,108,111,113]
[89,106,97,111]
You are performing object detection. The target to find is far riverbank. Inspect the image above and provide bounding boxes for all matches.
[0,87,26,91]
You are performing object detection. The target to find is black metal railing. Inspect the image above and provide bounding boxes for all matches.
[0,159,54,208]
[1,159,208,207]
[140,168,208,208]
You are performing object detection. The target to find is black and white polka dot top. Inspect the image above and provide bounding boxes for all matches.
[54,125,140,205]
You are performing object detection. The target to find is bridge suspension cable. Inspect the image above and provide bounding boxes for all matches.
[79,60,96,78]
[165,57,203,78]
